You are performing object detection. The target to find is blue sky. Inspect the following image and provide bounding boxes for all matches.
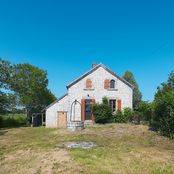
[0,0,174,101]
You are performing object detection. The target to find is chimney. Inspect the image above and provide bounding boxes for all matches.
[92,63,97,68]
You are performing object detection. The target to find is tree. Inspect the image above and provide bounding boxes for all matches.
[0,58,12,89]
[151,71,174,138]
[10,63,56,115]
[0,91,8,114]
[138,101,153,121]
[0,57,56,127]
[123,70,142,109]
[0,58,13,114]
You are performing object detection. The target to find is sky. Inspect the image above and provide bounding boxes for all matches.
[0,0,174,101]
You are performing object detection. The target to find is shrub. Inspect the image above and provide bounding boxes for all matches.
[113,110,124,123]
[123,107,133,121]
[102,97,109,105]
[130,111,141,124]
[113,108,133,123]
[0,116,3,127]
[93,97,112,124]
[0,114,27,128]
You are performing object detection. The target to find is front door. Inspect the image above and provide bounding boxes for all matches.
[57,112,67,128]
[85,99,92,120]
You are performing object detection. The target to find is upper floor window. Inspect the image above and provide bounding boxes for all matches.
[110,79,115,89]
[86,79,92,89]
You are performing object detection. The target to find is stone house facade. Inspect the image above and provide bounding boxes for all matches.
[45,63,133,128]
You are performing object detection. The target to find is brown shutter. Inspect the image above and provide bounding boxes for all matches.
[104,79,110,89]
[86,79,92,88]
[117,99,122,111]
[81,99,85,122]
[92,99,95,122]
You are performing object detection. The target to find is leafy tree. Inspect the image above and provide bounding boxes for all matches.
[93,97,112,123]
[0,57,56,128]
[0,91,8,114]
[10,63,56,115]
[123,70,142,109]
[0,58,12,114]
[151,71,174,138]
[0,58,12,89]
[6,93,19,114]
[138,101,153,121]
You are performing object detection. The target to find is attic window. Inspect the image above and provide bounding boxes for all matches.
[86,79,92,89]
[110,79,115,89]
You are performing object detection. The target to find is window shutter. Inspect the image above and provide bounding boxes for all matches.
[86,79,92,88]
[92,99,95,122]
[104,79,110,89]
[117,99,122,111]
[81,99,85,122]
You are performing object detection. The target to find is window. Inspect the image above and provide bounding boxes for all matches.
[110,79,115,89]
[109,100,116,112]
[86,79,92,89]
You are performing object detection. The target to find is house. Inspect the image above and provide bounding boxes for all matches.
[45,63,133,128]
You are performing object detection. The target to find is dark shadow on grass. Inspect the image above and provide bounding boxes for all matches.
[0,129,8,135]
[0,124,30,132]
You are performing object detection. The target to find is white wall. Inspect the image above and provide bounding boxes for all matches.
[67,66,133,122]
[46,66,133,127]
[46,95,68,128]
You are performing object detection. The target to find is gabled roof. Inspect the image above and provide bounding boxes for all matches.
[45,93,68,110]
[66,63,134,89]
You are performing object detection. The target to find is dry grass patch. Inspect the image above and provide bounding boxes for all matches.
[0,124,174,174]
[0,149,71,174]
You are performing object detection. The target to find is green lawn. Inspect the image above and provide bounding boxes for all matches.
[0,124,174,174]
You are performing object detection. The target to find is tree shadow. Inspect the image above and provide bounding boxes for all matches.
[0,129,8,136]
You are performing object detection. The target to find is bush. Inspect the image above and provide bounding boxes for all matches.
[113,110,124,123]
[93,97,112,124]
[0,114,27,128]
[113,108,133,123]
[130,111,141,124]
[0,116,3,127]
[123,107,133,121]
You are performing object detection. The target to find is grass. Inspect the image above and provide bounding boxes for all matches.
[0,124,174,174]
